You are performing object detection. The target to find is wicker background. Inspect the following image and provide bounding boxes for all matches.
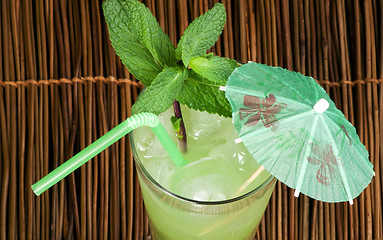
[0,0,382,239]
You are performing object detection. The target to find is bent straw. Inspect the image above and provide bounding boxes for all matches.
[32,112,187,196]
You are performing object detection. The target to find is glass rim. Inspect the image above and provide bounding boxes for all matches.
[129,132,275,206]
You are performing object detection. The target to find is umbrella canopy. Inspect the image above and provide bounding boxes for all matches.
[224,62,374,203]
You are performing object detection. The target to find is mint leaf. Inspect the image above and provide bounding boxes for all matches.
[175,3,226,67]
[171,116,181,132]
[177,71,231,117]
[189,55,238,83]
[103,0,176,85]
[170,116,183,139]
[132,66,188,115]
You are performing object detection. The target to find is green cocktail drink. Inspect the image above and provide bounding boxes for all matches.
[131,106,276,240]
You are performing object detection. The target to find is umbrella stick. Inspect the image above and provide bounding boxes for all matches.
[294,115,319,198]
[235,165,265,196]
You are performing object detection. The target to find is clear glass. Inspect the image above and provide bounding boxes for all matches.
[130,134,276,240]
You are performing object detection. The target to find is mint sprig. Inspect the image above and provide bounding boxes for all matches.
[175,3,226,67]
[132,66,188,115]
[103,0,176,85]
[103,0,236,117]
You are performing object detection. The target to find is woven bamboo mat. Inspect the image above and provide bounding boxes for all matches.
[0,0,382,239]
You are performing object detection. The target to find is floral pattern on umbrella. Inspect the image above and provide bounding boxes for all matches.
[239,94,285,128]
[340,124,352,145]
[307,144,338,186]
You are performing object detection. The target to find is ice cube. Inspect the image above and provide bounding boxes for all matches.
[167,157,242,201]
[181,106,225,141]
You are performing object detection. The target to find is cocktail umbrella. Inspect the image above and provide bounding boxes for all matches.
[222,62,374,204]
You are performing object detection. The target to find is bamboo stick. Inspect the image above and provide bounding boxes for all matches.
[239,0,248,62]
[367,0,382,237]
[275,0,284,68]
[8,51,18,240]
[78,81,87,240]
[0,85,10,240]
[247,0,256,61]
[91,86,99,240]
[18,84,27,240]
[119,79,128,240]
[259,0,267,64]
[255,0,263,63]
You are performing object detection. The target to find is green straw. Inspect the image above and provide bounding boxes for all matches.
[32,112,187,196]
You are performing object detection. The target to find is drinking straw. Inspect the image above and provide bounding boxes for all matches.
[32,112,187,196]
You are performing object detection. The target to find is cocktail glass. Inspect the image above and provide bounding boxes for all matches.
[130,108,276,240]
